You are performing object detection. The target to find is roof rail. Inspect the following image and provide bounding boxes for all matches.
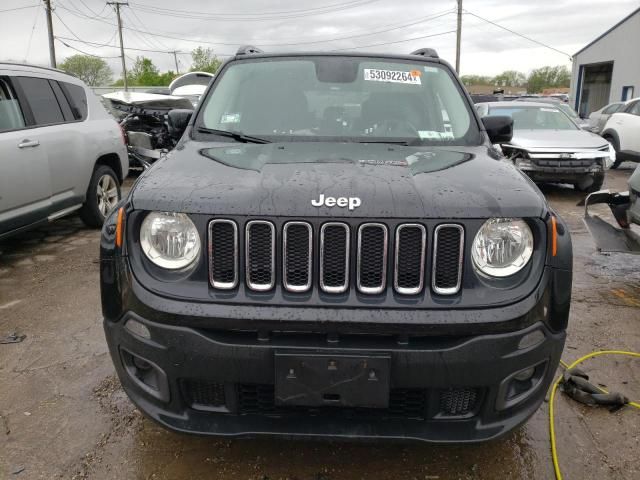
[0,62,73,76]
[236,45,264,56]
[409,48,439,58]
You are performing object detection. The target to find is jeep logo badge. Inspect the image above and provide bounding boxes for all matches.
[311,194,361,211]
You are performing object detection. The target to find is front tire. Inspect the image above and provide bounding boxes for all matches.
[80,165,121,228]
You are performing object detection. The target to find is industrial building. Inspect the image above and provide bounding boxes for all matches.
[570,6,640,116]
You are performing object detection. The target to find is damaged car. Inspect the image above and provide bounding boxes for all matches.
[102,91,193,169]
[477,101,615,192]
[101,72,213,170]
[100,48,572,443]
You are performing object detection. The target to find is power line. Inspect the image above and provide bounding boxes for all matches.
[56,35,187,54]
[259,9,455,47]
[464,10,572,58]
[331,29,457,51]
[24,5,42,62]
[57,3,456,50]
[56,38,120,58]
[127,0,380,21]
[0,5,41,13]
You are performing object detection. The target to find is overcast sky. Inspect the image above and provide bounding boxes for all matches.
[1,0,638,79]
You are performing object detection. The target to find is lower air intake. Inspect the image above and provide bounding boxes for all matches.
[439,387,478,416]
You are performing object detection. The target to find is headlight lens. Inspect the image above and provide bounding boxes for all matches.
[471,218,534,277]
[140,212,201,269]
[605,142,616,169]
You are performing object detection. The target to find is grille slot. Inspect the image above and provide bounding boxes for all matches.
[208,220,238,289]
[245,220,275,291]
[432,224,464,295]
[439,387,478,416]
[320,223,350,293]
[181,379,227,411]
[357,223,388,294]
[283,222,312,292]
[394,224,426,294]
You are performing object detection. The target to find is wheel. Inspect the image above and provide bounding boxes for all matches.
[575,174,604,193]
[80,165,121,228]
[604,135,622,169]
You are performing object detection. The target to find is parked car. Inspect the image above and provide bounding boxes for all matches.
[101,47,572,443]
[0,63,128,239]
[601,97,640,168]
[477,101,615,192]
[555,103,591,131]
[588,101,625,134]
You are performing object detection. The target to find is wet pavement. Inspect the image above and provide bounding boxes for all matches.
[1,165,639,480]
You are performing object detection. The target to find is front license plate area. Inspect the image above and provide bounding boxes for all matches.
[274,354,390,408]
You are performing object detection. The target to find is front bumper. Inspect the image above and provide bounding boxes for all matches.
[517,158,604,184]
[103,275,566,443]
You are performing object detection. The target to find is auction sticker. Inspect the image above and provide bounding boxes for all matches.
[364,68,421,85]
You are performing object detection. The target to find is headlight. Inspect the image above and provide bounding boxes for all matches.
[605,142,616,169]
[471,218,534,277]
[140,212,201,269]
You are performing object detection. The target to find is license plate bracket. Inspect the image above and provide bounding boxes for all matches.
[274,353,390,408]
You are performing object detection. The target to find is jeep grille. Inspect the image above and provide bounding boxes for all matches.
[208,219,464,296]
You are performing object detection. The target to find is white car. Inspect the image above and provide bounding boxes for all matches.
[0,63,128,239]
[588,101,625,134]
[602,97,640,168]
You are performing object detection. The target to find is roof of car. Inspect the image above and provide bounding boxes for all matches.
[0,62,82,85]
[0,62,72,75]
[230,50,447,65]
[478,101,563,109]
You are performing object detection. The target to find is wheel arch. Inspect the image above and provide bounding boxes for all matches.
[601,128,620,148]
[95,153,124,184]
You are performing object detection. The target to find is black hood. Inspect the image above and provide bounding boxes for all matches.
[131,140,546,219]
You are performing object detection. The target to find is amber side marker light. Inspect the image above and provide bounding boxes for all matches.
[115,207,125,248]
[551,216,558,257]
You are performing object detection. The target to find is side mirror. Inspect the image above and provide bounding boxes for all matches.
[482,115,513,144]
[167,109,193,140]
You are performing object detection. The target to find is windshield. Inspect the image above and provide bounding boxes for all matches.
[195,56,480,145]
[487,106,578,131]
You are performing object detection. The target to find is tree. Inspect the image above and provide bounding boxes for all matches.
[190,47,221,74]
[129,56,161,86]
[492,70,526,87]
[460,74,493,86]
[59,55,112,86]
[527,65,571,93]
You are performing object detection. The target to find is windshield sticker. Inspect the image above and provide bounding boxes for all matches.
[363,68,421,85]
[423,66,438,73]
[220,113,241,123]
[540,108,559,113]
[418,130,455,140]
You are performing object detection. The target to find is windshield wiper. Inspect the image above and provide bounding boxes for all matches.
[197,127,271,144]
[356,139,414,146]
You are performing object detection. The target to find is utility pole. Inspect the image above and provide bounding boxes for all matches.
[107,2,129,91]
[44,0,56,68]
[455,0,462,74]
[172,51,180,74]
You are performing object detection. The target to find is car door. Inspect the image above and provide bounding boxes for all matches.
[620,100,640,153]
[14,75,87,214]
[0,76,52,235]
[598,103,623,133]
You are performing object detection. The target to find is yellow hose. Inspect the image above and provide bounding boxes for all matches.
[550,350,640,480]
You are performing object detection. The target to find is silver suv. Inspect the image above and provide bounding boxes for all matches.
[0,63,128,239]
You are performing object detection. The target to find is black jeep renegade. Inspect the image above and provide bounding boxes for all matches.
[100,48,572,443]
